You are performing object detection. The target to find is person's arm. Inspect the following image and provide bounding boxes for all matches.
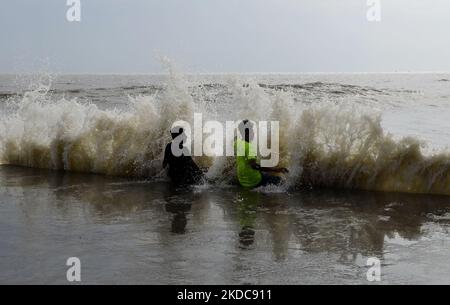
[248,159,289,173]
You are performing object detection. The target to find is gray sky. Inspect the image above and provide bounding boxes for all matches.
[1,0,450,73]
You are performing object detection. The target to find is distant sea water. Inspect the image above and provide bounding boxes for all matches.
[0,73,449,284]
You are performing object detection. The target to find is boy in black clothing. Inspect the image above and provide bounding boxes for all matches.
[163,127,204,186]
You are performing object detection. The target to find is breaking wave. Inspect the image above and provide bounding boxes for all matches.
[0,71,449,195]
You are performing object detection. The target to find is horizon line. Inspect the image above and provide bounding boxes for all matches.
[2,71,450,76]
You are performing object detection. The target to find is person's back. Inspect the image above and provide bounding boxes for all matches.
[163,127,204,186]
[234,120,288,188]
[234,138,262,188]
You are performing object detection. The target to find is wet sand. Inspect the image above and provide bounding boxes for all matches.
[0,165,449,284]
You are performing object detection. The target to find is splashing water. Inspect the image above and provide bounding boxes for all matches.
[0,71,449,195]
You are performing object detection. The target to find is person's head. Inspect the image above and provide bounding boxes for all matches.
[238,119,255,142]
[170,126,188,150]
[170,126,184,139]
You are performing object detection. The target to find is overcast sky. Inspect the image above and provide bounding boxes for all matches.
[1,0,450,73]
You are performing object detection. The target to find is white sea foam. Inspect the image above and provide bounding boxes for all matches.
[0,70,449,195]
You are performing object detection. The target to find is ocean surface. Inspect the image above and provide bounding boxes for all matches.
[0,73,449,284]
